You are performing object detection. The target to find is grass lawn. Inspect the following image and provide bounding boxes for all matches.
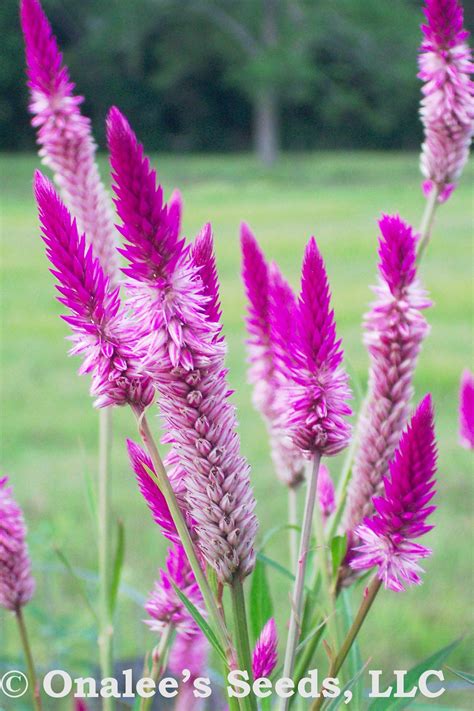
[1,151,473,708]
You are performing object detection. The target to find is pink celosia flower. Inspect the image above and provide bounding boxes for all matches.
[459,369,474,449]
[145,545,203,637]
[344,216,431,549]
[107,111,257,582]
[418,0,474,202]
[21,0,118,278]
[278,237,352,458]
[34,172,154,409]
[317,464,336,520]
[0,478,35,612]
[252,618,278,679]
[350,395,437,592]
[126,440,183,543]
[169,629,208,710]
[241,226,303,487]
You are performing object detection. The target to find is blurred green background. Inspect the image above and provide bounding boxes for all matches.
[1,0,474,708]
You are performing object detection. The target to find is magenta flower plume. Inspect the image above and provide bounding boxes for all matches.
[317,464,336,520]
[252,618,278,679]
[241,226,303,486]
[278,237,351,458]
[0,478,35,612]
[145,544,204,637]
[350,395,437,592]
[21,0,118,277]
[459,369,474,449]
[241,224,276,420]
[108,112,257,582]
[418,0,474,202]
[169,630,208,711]
[126,440,183,543]
[344,217,431,557]
[34,171,153,409]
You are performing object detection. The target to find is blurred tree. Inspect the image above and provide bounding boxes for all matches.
[4,0,470,157]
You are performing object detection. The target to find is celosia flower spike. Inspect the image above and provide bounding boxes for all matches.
[145,545,204,637]
[126,440,181,543]
[108,113,257,582]
[191,224,222,325]
[350,395,437,592]
[343,216,431,566]
[34,172,153,409]
[21,0,118,277]
[241,224,276,420]
[169,630,208,711]
[0,478,35,612]
[252,618,278,679]
[317,464,336,520]
[418,0,474,202]
[459,369,474,449]
[281,237,352,458]
[241,227,303,486]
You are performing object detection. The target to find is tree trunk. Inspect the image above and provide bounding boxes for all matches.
[254,88,279,167]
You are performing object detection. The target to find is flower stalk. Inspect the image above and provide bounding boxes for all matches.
[417,183,441,261]
[230,578,257,711]
[310,577,381,711]
[97,407,114,709]
[15,607,43,711]
[141,625,173,711]
[280,453,321,710]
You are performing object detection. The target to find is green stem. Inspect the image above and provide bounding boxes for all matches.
[230,578,257,711]
[310,576,381,711]
[98,407,114,711]
[417,184,440,263]
[313,504,336,651]
[288,486,299,571]
[280,453,321,711]
[15,607,42,711]
[132,408,235,665]
[141,626,173,711]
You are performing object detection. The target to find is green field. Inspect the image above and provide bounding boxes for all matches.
[1,152,473,708]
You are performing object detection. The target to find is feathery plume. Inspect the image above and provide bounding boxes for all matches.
[350,395,437,592]
[241,227,303,486]
[108,111,257,582]
[145,545,204,637]
[169,630,208,710]
[278,237,351,458]
[252,618,278,679]
[21,0,118,277]
[459,369,474,449]
[343,216,431,555]
[0,478,35,612]
[34,171,153,409]
[317,464,336,521]
[418,0,474,202]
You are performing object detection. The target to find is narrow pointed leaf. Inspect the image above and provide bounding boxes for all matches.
[368,638,461,709]
[108,518,125,615]
[54,547,98,623]
[323,659,370,710]
[250,558,274,643]
[171,582,227,664]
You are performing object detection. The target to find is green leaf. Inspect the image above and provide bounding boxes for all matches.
[368,638,461,710]
[323,659,370,711]
[331,534,347,577]
[250,558,274,643]
[339,589,364,709]
[171,582,227,664]
[108,519,125,616]
[54,547,98,623]
[256,552,295,582]
[445,667,474,685]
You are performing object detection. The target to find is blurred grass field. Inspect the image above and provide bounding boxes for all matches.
[1,151,473,708]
